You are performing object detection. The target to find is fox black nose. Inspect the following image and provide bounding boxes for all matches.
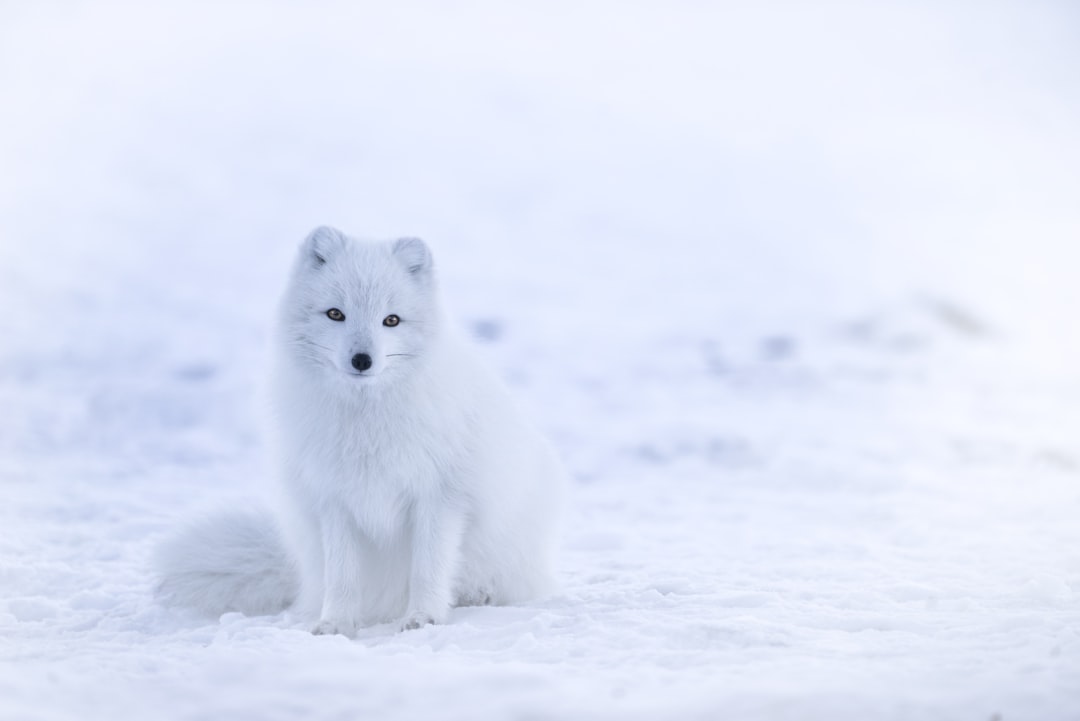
[351,353,372,372]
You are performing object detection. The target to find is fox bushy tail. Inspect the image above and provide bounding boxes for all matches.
[155,509,299,617]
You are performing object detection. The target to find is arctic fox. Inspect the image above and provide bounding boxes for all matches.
[156,227,565,635]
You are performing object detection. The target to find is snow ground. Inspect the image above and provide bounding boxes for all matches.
[2,2,1080,719]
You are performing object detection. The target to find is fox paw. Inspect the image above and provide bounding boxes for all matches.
[311,619,356,637]
[456,589,493,607]
[400,612,436,632]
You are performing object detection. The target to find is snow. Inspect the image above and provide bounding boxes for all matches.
[2,2,1080,719]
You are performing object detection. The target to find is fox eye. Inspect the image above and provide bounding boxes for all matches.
[383,314,400,327]
[326,308,345,321]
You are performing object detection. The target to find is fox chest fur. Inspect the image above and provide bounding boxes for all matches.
[277,372,476,544]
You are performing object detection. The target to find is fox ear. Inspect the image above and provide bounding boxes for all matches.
[392,237,433,277]
[302,226,347,266]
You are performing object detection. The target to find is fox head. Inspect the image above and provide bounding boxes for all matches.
[279,226,441,385]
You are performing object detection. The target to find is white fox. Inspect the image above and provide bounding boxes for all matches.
[156,227,565,635]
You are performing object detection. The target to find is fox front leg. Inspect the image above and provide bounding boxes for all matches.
[401,501,466,631]
[311,508,365,637]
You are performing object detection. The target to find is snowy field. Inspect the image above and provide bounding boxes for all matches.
[2,2,1080,719]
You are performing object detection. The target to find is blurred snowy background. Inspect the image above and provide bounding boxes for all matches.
[1,2,1079,720]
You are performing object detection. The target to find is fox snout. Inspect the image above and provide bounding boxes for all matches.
[351,353,373,372]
